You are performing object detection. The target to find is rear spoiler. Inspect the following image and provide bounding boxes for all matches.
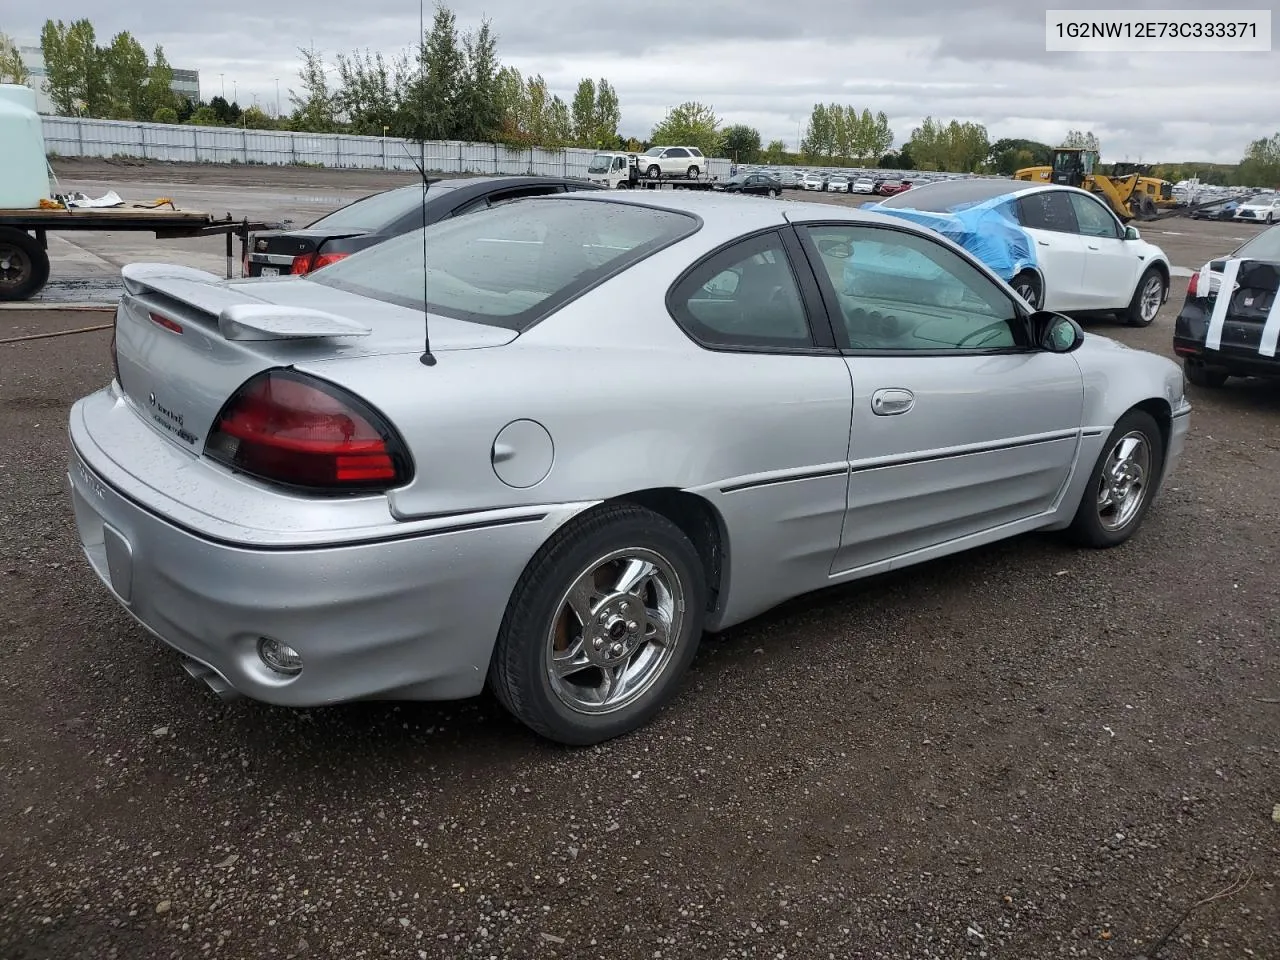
[119,262,372,341]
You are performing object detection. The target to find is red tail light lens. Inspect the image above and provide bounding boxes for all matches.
[290,252,349,275]
[204,370,412,494]
[1187,271,1198,297]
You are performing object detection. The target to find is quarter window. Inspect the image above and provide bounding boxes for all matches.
[1067,193,1121,238]
[669,231,813,349]
[799,224,1025,351]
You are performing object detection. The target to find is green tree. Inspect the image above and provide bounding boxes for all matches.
[152,105,178,124]
[651,101,720,155]
[289,45,339,132]
[721,123,761,163]
[208,95,241,125]
[764,139,788,164]
[40,19,106,116]
[1061,129,1101,153]
[570,77,597,146]
[240,105,275,129]
[802,103,834,161]
[102,32,150,120]
[1238,132,1280,187]
[494,65,531,146]
[988,137,1053,175]
[336,49,403,136]
[593,80,621,148]
[457,19,501,142]
[143,45,179,119]
[403,2,466,140]
[187,104,221,126]
[870,111,894,161]
[0,33,30,85]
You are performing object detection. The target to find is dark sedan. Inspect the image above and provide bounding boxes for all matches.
[243,175,605,277]
[1174,224,1280,387]
[714,172,784,197]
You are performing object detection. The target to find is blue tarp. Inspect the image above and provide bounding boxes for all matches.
[858,196,1038,282]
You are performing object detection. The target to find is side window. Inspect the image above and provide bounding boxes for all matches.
[488,186,564,207]
[668,231,813,349]
[799,224,1024,352]
[666,148,689,159]
[612,156,626,171]
[1017,191,1078,233]
[451,197,489,217]
[1067,193,1121,238]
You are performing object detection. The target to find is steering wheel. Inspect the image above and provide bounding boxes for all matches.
[955,321,1012,349]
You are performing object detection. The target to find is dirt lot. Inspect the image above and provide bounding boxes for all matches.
[1,162,1278,960]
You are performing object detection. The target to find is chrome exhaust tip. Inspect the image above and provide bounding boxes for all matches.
[180,658,242,701]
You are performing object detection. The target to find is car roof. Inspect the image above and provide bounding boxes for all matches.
[544,190,930,234]
[877,178,1090,212]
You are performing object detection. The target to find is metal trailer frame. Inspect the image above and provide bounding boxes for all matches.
[0,208,286,303]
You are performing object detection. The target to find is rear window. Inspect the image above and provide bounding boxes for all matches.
[1232,224,1280,262]
[310,184,450,232]
[310,197,699,330]
[878,179,1016,211]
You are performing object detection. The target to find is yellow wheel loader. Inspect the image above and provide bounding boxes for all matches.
[1012,148,1175,222]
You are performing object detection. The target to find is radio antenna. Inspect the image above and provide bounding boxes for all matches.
[416,0,435,366]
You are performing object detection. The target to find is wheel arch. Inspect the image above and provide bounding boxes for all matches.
[1129,396,1172,457]
[611,488,729,624]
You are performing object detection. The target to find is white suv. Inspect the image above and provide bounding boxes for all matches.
[639,146,706,179]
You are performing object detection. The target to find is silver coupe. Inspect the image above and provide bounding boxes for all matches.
[66,191,1192,745]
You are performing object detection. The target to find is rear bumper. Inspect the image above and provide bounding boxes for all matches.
[1174,306,1280,377]
[66,389,586,706]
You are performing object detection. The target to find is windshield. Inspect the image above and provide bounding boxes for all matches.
[1233,224,1280,261]
[311,198,699,330]
[642,147,663,156]
[309,184,447,232]
[587,154,613,174]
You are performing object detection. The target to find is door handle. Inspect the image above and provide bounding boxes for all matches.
[1087,244,1099,250]
[871,388,914,416]
[1037,240,1050,247]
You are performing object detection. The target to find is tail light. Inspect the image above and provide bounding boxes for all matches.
[1187,271,1199,297]
[109,319,121,386]
[204,369,413,494]
[290,252,350,275]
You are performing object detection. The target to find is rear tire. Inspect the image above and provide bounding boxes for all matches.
[686,166,700,179]
[1125,266,1166,327]
[768,188,779,198]
[1011,270,1043,309]
[1064,409,1165,548]
[1184,358,1228,388]
[0,227,51,303]
[488,503,707,746]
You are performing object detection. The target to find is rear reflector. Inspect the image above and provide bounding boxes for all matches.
[204,369,412,494]
[148,312,183,334]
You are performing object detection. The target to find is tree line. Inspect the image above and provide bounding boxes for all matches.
[3,22,1277,185]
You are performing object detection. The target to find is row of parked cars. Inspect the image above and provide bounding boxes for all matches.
[65,169,1275,748]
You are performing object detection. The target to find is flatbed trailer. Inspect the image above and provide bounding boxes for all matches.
[0,207,285,303]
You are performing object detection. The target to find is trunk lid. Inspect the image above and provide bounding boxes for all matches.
[247,228,370,275]
[113,263,514,455]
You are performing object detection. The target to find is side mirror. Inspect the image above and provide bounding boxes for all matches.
[1030,310,1083,353]
[1124,225,1141,240]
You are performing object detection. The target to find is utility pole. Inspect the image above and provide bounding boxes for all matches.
[274,78,280,118]
[219,73,225,98]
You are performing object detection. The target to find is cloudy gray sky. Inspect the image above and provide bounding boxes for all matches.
[10,1,1278,162]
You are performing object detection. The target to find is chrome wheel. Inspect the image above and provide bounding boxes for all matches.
[1139,275,1164,322]
[1096,431,1151,531]
[545,547,684,715]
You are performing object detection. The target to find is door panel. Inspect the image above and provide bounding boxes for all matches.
[789,220,1086,575]
[835,353,1083,572]
[1066,192,1143,308]
[1017,192,1089,311]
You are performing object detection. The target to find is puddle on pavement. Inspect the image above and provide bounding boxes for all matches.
[16,277,124,306]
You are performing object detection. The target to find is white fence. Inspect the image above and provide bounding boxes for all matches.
[40,116,734,180]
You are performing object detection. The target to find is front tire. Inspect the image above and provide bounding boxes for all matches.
[1064,409,1165,548]
[1125,266,1166,327]
[488,503,707,746]
[646,165,661,180]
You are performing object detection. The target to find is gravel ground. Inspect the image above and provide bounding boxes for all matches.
[2,163,1278,960]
